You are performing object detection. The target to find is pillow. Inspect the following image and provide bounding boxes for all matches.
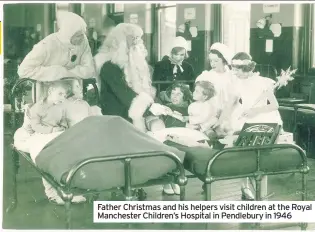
[22,104,34,134]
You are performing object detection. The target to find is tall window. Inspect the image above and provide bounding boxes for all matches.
[222,3,251,55]
[55,3,70,12]
[311,4,315,68]
[54,3,70,32]
[157,4,177,60]
[114,4,124,13]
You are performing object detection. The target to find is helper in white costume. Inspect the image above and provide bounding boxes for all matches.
[230,73,283,132]
[229,52,283,200]
[17,11,95,101]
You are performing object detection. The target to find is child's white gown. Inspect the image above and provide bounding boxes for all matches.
[195,69,239,111]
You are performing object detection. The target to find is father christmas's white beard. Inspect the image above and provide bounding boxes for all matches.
[125,45,154,97]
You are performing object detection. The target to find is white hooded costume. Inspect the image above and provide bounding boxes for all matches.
[18,11,95,100]
[18,11,95,81]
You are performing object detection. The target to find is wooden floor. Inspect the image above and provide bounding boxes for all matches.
[2,132,315,230]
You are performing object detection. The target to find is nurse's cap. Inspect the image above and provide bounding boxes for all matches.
[171,36,189,50]
[209,42,233,65]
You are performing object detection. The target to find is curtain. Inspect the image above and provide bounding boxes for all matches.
[222,3,251,55]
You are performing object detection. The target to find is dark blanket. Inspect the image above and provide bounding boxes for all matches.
[36,116,185,190]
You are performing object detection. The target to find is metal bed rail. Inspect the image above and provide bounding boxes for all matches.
[7,77,188,229]
[7,148,187,229]
[203,143,309,230]
[279,103,315,155]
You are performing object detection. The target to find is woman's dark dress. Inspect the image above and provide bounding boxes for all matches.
[153,57,195,91]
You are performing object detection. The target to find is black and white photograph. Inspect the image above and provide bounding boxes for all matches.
[1,1,315,230]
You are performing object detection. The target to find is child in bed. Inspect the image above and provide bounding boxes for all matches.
[146,83,192,195]
[146,82,192,131]
[27,80,90,205]
[29,81,69,134]
[183,81,220,139]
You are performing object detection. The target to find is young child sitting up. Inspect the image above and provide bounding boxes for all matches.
[29,81,69,134]
[28,80,88,205]
[184,81,220,138]
[146,82,192,131]
[163,83,192,127]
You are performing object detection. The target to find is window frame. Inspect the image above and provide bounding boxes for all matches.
[106,3,124,25]
[107,3,124,14]
[154,3,177,62]
[106,3,124,20]
[304,4,315,75]
[309,4,315,73]
[221,3,251,55]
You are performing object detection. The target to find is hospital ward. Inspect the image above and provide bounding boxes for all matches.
[2,2,315,230]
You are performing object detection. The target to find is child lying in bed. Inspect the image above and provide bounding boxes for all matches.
[146,83,192,195]
[146,82,192,131]
[153,81,220,138]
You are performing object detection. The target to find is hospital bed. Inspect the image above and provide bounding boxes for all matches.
[167,123,309,230]
[6,78,310,230]
[6,78,188,229]
[279,103,315,157]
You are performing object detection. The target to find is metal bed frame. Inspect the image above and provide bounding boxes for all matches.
[184,123,310,230]
[280,103,315,156]
[5,78,310,230]
[6,78,188,229]
[203,143,309,230]
[154,77,310,229]
[107,79,310,230]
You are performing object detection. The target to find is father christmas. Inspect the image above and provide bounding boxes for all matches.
[94,23,171,132]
